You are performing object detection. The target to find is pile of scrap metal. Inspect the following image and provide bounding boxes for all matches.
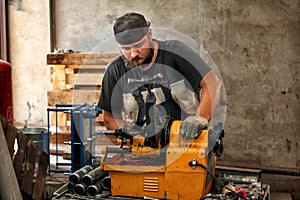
[202,173,270,199]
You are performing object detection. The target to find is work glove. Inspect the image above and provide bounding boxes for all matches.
[180,116,208,139]
[123,93,139,126]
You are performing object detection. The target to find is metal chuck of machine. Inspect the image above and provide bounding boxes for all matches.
[97,75,224,200]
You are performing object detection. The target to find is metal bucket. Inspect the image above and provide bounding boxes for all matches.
[19,127,48,153]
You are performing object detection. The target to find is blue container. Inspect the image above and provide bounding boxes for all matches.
[19,128,48,153]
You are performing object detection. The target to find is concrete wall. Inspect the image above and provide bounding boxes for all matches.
[8,0,50,128]
[8,0,299,169]
[198,0,300,169]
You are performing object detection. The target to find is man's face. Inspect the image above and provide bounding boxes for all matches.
[118,34,153,69]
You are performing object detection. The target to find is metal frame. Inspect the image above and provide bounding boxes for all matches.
[47,103,98,174]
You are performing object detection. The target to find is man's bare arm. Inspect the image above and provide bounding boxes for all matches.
[198,70,222,120]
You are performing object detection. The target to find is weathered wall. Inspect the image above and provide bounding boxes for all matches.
[8,0,50,128]
[198,0,300,169]
[8,0,299,169]
[54,0,201,52]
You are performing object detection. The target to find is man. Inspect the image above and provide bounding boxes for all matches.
[98,12,222,139]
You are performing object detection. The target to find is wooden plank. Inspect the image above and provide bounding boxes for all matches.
[21,140,38,196]
[47,90,73,106]
[50,65,66,90]
[47,90,100,107]
[66,73,103,85]
[50,112,69,130]
[32,151,48,200]
[13,132,28,185]
[65,73,104,89]
[50,132,71,144]
[47,52,120,65]
[71,90,100,104]
[72,85,101,90]
[62,149,71,160]
[49,143,70,155]
[66,64,107,71]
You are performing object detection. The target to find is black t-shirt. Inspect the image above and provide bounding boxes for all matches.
[98,40,211,120]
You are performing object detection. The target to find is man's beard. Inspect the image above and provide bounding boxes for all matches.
[123,48,154,70]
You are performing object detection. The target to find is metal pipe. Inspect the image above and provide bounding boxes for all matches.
[53,182,69,197]
[86,181,102,197]
[217,161,300,176]
[69,165,93,184]
[0,122,22,199]
[67,182,75,191]
[82,167,106,186]
[101,176,111,190]
[105,147,132,154]
[73,183,86,196]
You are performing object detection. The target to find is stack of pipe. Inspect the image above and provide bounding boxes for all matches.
[68,165,111,197]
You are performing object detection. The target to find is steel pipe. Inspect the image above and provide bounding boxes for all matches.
[101,176,111,190]
[86,180,102,197]
[69,165,93,184]
[73,183,85,196]
[82,167,106,186]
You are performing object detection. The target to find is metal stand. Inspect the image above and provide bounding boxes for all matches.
[47,103,100,174]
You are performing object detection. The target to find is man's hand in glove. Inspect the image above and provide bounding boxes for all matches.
[180,116,208,139]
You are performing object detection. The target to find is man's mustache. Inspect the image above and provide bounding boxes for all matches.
[130,56,141,62]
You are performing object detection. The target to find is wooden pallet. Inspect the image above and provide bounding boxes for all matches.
[48,52,119,91]
[47,52,119,129]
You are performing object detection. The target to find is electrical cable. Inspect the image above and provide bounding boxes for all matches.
[189,161,248,200]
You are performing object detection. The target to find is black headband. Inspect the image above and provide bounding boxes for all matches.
[114,27,149,45]
[113,13,151,45]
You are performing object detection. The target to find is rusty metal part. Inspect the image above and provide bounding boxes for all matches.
[0,122,22,199]
[218,160,300,176]
[32,151,49,199]
[21,140,38,195]
[13,130,28,185]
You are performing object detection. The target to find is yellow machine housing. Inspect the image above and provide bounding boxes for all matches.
[100,120,216,200]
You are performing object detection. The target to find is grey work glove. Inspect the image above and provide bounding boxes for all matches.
[180,116,208,139]
[123,93,139,126]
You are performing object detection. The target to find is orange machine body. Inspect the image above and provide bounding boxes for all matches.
[101,120,216,200]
